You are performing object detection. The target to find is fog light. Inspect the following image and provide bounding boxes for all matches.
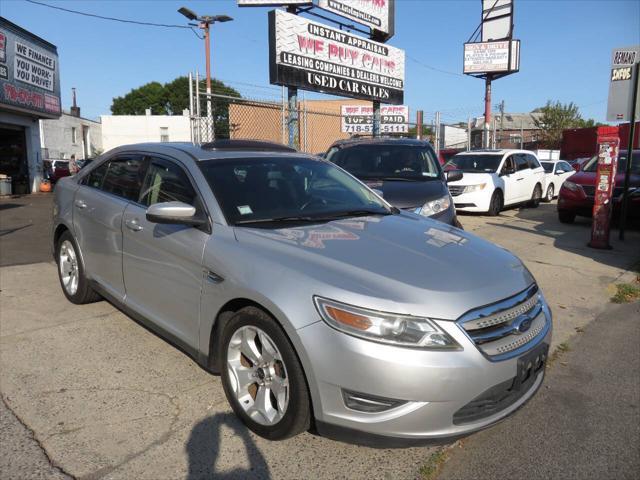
[342,389,406,413]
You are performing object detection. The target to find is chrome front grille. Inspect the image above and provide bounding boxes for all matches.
[458,285,549,361]
[448,185,465,197]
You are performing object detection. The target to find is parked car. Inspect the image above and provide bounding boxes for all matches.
[540,160,575,202]
[53,140,552,444]
[445,149,546,216]
[557,150,640,224]
[325,138,463,227]
[43,159,70,183]
[567,157,590,172]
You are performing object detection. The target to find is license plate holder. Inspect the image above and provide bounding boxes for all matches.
[516,342,548,389]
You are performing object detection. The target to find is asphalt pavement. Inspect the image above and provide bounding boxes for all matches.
[438,300,640,480]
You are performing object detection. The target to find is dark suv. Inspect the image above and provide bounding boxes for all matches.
[325,138,463,227]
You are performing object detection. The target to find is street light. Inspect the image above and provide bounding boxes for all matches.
[178,7,233,140]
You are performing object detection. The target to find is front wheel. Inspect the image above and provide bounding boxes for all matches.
[221,307,311,440]
[544,184,554,202]
[56,231,100,304]
[487,190,503,216]
[528,184,542,208]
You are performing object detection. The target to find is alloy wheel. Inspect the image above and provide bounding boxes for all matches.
[545,184,554,202]
[227,326,289,426]
[58,240,79,296]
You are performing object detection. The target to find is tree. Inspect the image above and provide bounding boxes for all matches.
[110,76,240,116]
[532,100,603,149]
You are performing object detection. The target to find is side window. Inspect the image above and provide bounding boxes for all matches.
[101,156,144,201]
[501,156,515,174]
[139,157,196,206]
[561,162,573,172]
[515,155,529,171]
[84,161,109,189]
[526,154,541,169]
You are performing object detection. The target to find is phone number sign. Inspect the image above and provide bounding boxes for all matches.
[341,105,408,133]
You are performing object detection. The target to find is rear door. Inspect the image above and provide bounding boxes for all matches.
[122,155,209,349]
[73,155,143,299]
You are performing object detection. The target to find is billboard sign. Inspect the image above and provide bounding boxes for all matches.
[463,40,520,74]
[269,9,404,104]
[0,19,61,118]
[341,104,408,133]
[238,0,310,5]
[606,46,640,122]
[317,0,395,39]
[481,0,513,42]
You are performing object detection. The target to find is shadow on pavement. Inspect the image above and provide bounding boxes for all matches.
[185,413,271,480]
[477,203,640,271]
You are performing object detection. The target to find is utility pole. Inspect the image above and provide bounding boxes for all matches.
[520,119,524,149]
[484,75,492,148]
[372,101,381,137]
[619,61,640,240]
[434,111,441,156]
[498,100,505,148]
[416,110,424,140]
[178,7,233,142]
[467,117,472,151]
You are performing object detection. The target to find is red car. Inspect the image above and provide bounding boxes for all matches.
[557,150,640,223]
[43,160,71,183]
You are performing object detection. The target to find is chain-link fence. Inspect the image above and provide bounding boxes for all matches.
[190,90,542,156]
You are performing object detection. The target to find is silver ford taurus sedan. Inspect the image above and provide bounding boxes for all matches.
[52,140,552,445]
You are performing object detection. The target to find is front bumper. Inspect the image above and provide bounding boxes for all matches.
[297,301,552,443]
[451,189,492,213]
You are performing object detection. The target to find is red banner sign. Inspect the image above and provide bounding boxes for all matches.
[589,136,620,249]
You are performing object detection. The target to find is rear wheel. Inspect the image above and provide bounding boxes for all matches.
[221,307,311,440]
[544,184,554,202]
[56,231,100,304]
[487,190,503,216]
[528,184,542,208]
[558,211,576,224]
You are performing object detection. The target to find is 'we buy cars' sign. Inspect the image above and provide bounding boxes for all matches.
[268,9,404,104]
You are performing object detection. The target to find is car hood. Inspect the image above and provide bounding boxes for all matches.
[569,170,640,187]
[360,179,447,209]
[447,172,495,187]
[234,213,534,321]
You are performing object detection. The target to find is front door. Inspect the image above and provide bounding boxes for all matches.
[122,155,208,349]
[500,155,521,205]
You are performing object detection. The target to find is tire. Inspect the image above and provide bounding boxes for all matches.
[544,184,554,202]
[487,190,503,216]
[221,307,311,440]
[528,184,542,208]
[558,211,576,224]
[56,231,101,304]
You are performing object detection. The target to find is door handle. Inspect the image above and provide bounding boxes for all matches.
[516,178,524,181]
[75,199,87,209]
[124,219,143,232]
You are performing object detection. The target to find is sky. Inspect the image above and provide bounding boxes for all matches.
[1,0,639,124]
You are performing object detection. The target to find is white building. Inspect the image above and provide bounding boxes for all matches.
[100,110,191,152]
[40,111,102,160]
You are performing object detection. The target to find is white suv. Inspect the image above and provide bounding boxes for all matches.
[445,150,546,215]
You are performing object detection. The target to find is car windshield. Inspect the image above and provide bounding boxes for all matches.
[582,152,640,174]
[541,162,554,173]
[327,144,442,181]
[199,157,391,226]
[445,154,502,173]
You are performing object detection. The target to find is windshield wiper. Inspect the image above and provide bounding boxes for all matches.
[234,216,326,225]
[377,176,424,182]
[234,209,393,226]
[312,209,394,220]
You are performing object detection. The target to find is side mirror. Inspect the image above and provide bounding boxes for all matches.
[446,169,463,182]
[146,201,206,226]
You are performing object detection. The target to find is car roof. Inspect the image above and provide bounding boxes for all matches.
[328,137,432,149]
[104,141,319,162]
[454,149,536,156]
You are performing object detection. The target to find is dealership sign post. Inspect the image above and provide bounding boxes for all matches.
[588,135,620,249]
[463,1,518,148]
[341,105,408,134]
[606,45,640,241]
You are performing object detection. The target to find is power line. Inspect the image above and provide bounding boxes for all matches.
[406,54,466,78]
[24,0,202,38]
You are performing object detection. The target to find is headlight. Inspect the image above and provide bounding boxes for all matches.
[414,194,452,217]
[562,181,581,192]
[314,297,460,349]
[462,183,487,194]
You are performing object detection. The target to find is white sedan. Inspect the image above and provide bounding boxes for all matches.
[540,160,575,202]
